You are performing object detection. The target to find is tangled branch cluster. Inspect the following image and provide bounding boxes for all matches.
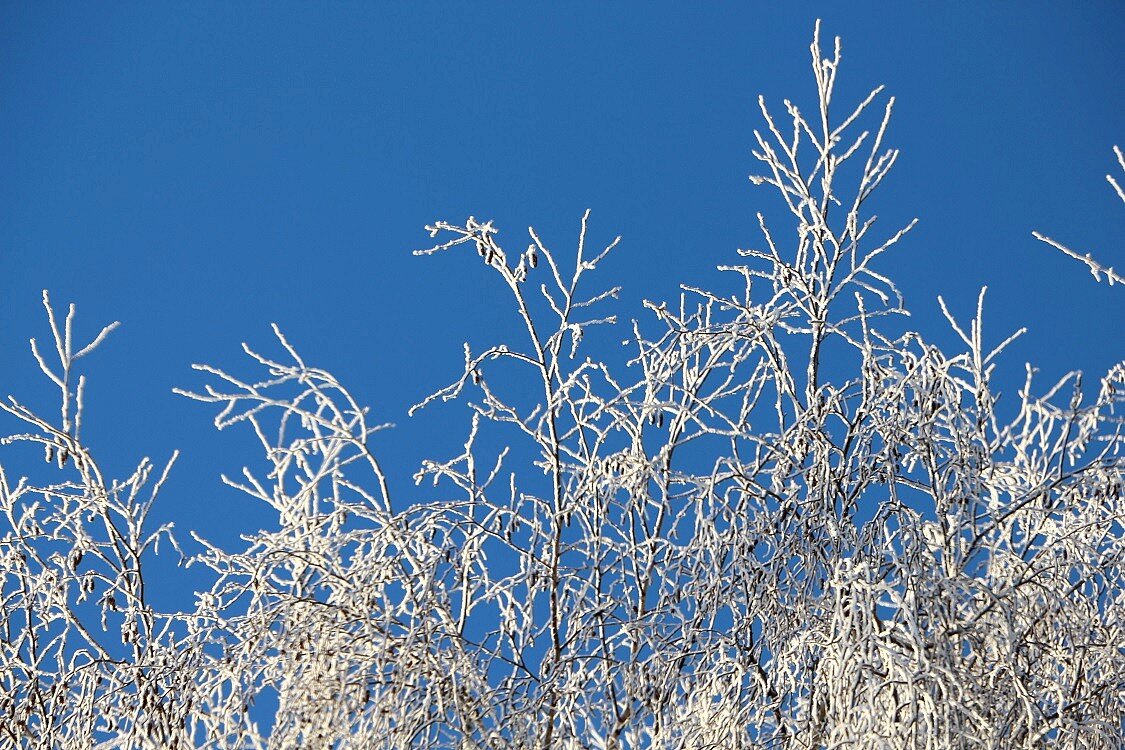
[2,23,1123,750]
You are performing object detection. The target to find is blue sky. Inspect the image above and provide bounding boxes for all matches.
[1,3,1122,589]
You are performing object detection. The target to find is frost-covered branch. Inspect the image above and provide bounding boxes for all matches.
[1033,145,1124,287]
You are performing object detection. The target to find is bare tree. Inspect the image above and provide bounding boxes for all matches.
[3,21,1122,750]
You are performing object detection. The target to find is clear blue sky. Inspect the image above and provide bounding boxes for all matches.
[1,3,1121,593]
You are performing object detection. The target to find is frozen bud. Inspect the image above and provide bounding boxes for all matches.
[527,245,538,268]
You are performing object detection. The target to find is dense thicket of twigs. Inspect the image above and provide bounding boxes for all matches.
[3,23,1123,750]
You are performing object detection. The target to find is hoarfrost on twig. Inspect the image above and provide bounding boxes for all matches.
[2,20,1123,750]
